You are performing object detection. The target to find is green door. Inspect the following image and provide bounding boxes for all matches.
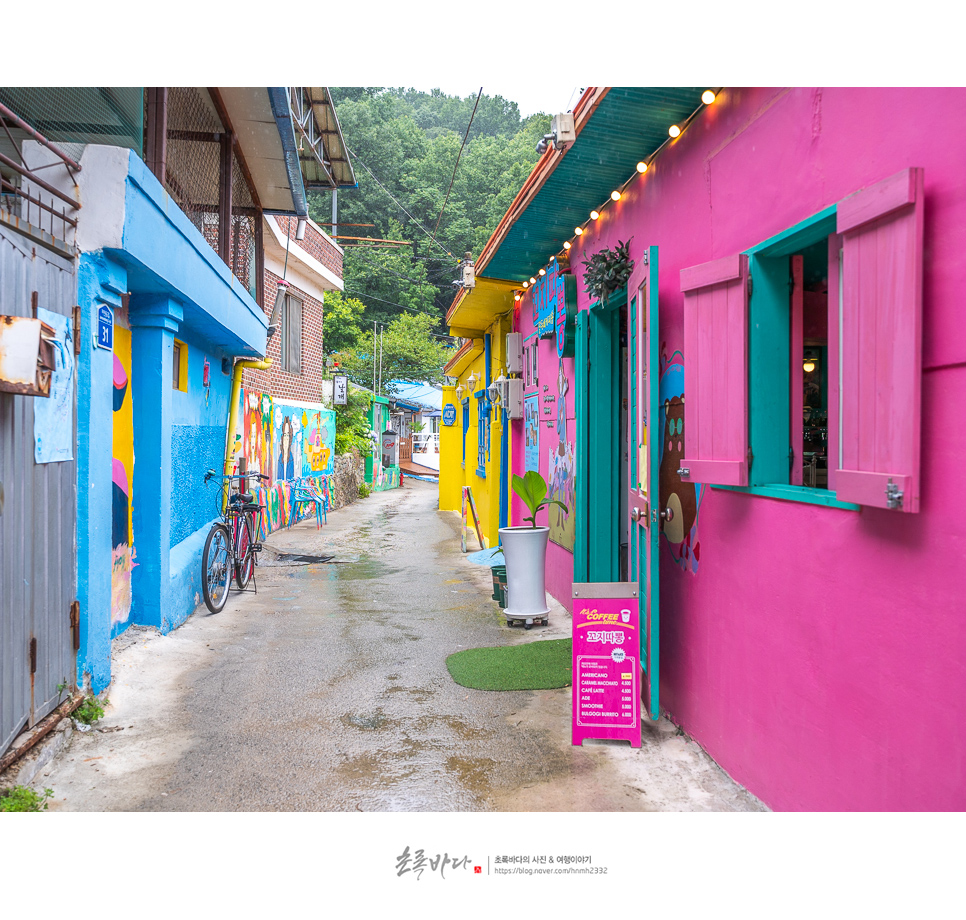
[628,247,661,720]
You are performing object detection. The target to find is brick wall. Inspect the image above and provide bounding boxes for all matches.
[242,268,325,403]
[275,215,343,279]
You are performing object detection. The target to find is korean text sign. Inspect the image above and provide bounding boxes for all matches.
[572,583,641,748]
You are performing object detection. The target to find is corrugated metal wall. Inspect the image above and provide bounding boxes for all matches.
[0,223,77,756]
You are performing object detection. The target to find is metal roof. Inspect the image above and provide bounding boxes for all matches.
[479,87,709,284]
[296,87,357,190]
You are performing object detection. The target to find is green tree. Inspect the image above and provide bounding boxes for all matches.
[336,311,453,394]
[334,387,372,456]
[322,291,366,356]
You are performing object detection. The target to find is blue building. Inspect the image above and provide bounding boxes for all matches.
[0,88,352,701]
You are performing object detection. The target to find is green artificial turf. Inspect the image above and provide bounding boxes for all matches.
[446,638,573,691]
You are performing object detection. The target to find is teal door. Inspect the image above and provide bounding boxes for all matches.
[627,247,661,720]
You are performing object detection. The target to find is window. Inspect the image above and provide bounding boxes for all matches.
[476,391,489,478]
[172,339,188,392]
[279,293,302,374]
[679,168,923,513]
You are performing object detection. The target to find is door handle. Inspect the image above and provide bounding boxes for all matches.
[660,507,674,522]
[631,506,644,522]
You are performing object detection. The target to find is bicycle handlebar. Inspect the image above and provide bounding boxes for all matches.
[205,469,270,483]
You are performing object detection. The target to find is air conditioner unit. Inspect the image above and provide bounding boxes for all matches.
[551,113,576,152]
[506,378,524,420]
[506,332,523,374]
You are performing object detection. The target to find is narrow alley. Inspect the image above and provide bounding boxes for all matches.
[40,482,764,813]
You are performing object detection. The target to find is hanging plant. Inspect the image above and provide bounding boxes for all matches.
[581,239,634,303]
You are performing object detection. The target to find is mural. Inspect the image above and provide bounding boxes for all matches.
[231,390,338,539]
[111,325,136,629]
[658,346,702,573]
[34,307,75,463]
[549,357,576,551]
[524,393,540,473]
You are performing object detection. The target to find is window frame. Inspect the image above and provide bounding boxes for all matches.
[475,389,489,479]
[172,338,188,392]
[279,292,302,375]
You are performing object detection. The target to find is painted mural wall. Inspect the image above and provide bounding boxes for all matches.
[111,320,135,634]
[513,87,966,810]
[229,388,337,537]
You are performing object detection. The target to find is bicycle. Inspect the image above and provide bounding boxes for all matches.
[201,469,268,613]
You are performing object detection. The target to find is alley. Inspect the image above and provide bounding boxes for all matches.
[41,482,765,812]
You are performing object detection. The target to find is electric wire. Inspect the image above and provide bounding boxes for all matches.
[431,87,482,246]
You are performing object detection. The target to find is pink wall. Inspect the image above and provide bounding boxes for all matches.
[510,88,966,810]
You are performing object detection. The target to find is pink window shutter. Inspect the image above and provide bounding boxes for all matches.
[679,253,750,487]
[836,167,924,512]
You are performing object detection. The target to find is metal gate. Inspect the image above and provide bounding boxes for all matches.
[0,222,78,756]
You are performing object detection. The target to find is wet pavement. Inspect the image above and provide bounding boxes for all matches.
[41,481,767,812]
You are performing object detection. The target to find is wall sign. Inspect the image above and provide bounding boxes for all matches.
[442,403,457,426]
[531,261,575,341]
[572,582,641,748]
[333,373,348,406]
[95,304,114,351]
[555,273,577,357]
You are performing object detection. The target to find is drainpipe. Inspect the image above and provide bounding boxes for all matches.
[223,357,273,508]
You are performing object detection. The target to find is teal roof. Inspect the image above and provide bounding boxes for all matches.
[481,87,708,283]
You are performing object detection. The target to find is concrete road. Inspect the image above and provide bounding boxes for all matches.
[42,481,766,812]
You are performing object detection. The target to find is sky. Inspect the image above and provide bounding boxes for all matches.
[400,84,584,118]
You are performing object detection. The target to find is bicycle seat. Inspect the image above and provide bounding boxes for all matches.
[230,492,255,504]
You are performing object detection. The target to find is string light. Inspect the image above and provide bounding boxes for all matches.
[538,268,546,276]
[520,90,720,289]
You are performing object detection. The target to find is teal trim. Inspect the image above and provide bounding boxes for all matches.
[574,310,590,583]
[713,483,861,511]
[745,206,837,257]
[587,293,622,583]
[745,205,838,487]
[748,252,791,485]
[629,293,638,582]
[645,245,661,721]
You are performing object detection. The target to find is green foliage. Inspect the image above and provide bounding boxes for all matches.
[73,695,105,725]
[511,471,567,528]
[358,481,373,499]
[310,88,549,326]
[337,311,452,394]
[582,239,635,303]
[0,785,54,812]
[334,387,372,457]
[322,291,367,356]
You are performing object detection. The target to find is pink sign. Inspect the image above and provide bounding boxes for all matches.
[572,583,641,748]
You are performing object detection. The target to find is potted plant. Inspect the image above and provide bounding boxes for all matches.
[498,471,567,628]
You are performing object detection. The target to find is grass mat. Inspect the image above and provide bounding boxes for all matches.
[446,638,572,691]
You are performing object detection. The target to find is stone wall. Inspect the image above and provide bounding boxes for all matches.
[330,451,365,510]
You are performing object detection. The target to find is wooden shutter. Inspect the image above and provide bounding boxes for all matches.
[679,253,750,486]
[835,168,923,512]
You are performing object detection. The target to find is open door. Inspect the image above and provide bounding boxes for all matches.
[627,246,661,720]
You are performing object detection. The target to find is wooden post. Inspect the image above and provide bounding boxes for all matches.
[461,487,467,553]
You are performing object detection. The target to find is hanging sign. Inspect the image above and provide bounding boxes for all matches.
[442,403,457,426]
[572,582,641,748]
[555,274,577,358]
[95,304,114,351]
[531,261,575,341]
[333,374,348,405]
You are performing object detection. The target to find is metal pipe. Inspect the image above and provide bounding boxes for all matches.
[0,102,83,173]
[0,693,84,775]
[0,151,80,210]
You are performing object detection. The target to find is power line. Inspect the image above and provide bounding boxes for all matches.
[344,145,455,257]
[432,87,482,246]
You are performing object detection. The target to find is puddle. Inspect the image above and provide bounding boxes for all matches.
[342,712,389,730]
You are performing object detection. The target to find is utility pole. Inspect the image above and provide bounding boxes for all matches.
[372,321,377,394]
[331,188,338,242]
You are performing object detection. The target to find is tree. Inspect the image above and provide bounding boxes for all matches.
[322,290,367,356]
[335,311,453,394]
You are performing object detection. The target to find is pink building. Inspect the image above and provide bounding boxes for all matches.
[453,87,966,810]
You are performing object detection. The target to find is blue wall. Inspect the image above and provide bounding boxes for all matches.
[75,148,268,691]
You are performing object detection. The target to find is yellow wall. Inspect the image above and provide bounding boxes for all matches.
[439,316,512,550]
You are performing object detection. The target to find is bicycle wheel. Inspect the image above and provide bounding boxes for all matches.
[202,523,232,613]
[234,511,255,589]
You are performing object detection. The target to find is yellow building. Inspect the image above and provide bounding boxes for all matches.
[438,278,517,549]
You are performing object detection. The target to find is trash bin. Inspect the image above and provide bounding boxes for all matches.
[490,564,508,608]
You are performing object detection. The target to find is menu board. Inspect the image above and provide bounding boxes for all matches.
[572,583,641,748]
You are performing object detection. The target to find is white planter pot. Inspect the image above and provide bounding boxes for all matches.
[499,525,550,617]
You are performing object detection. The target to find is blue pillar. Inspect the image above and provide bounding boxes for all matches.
[129,294,182,631]
[76,252,127,693]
